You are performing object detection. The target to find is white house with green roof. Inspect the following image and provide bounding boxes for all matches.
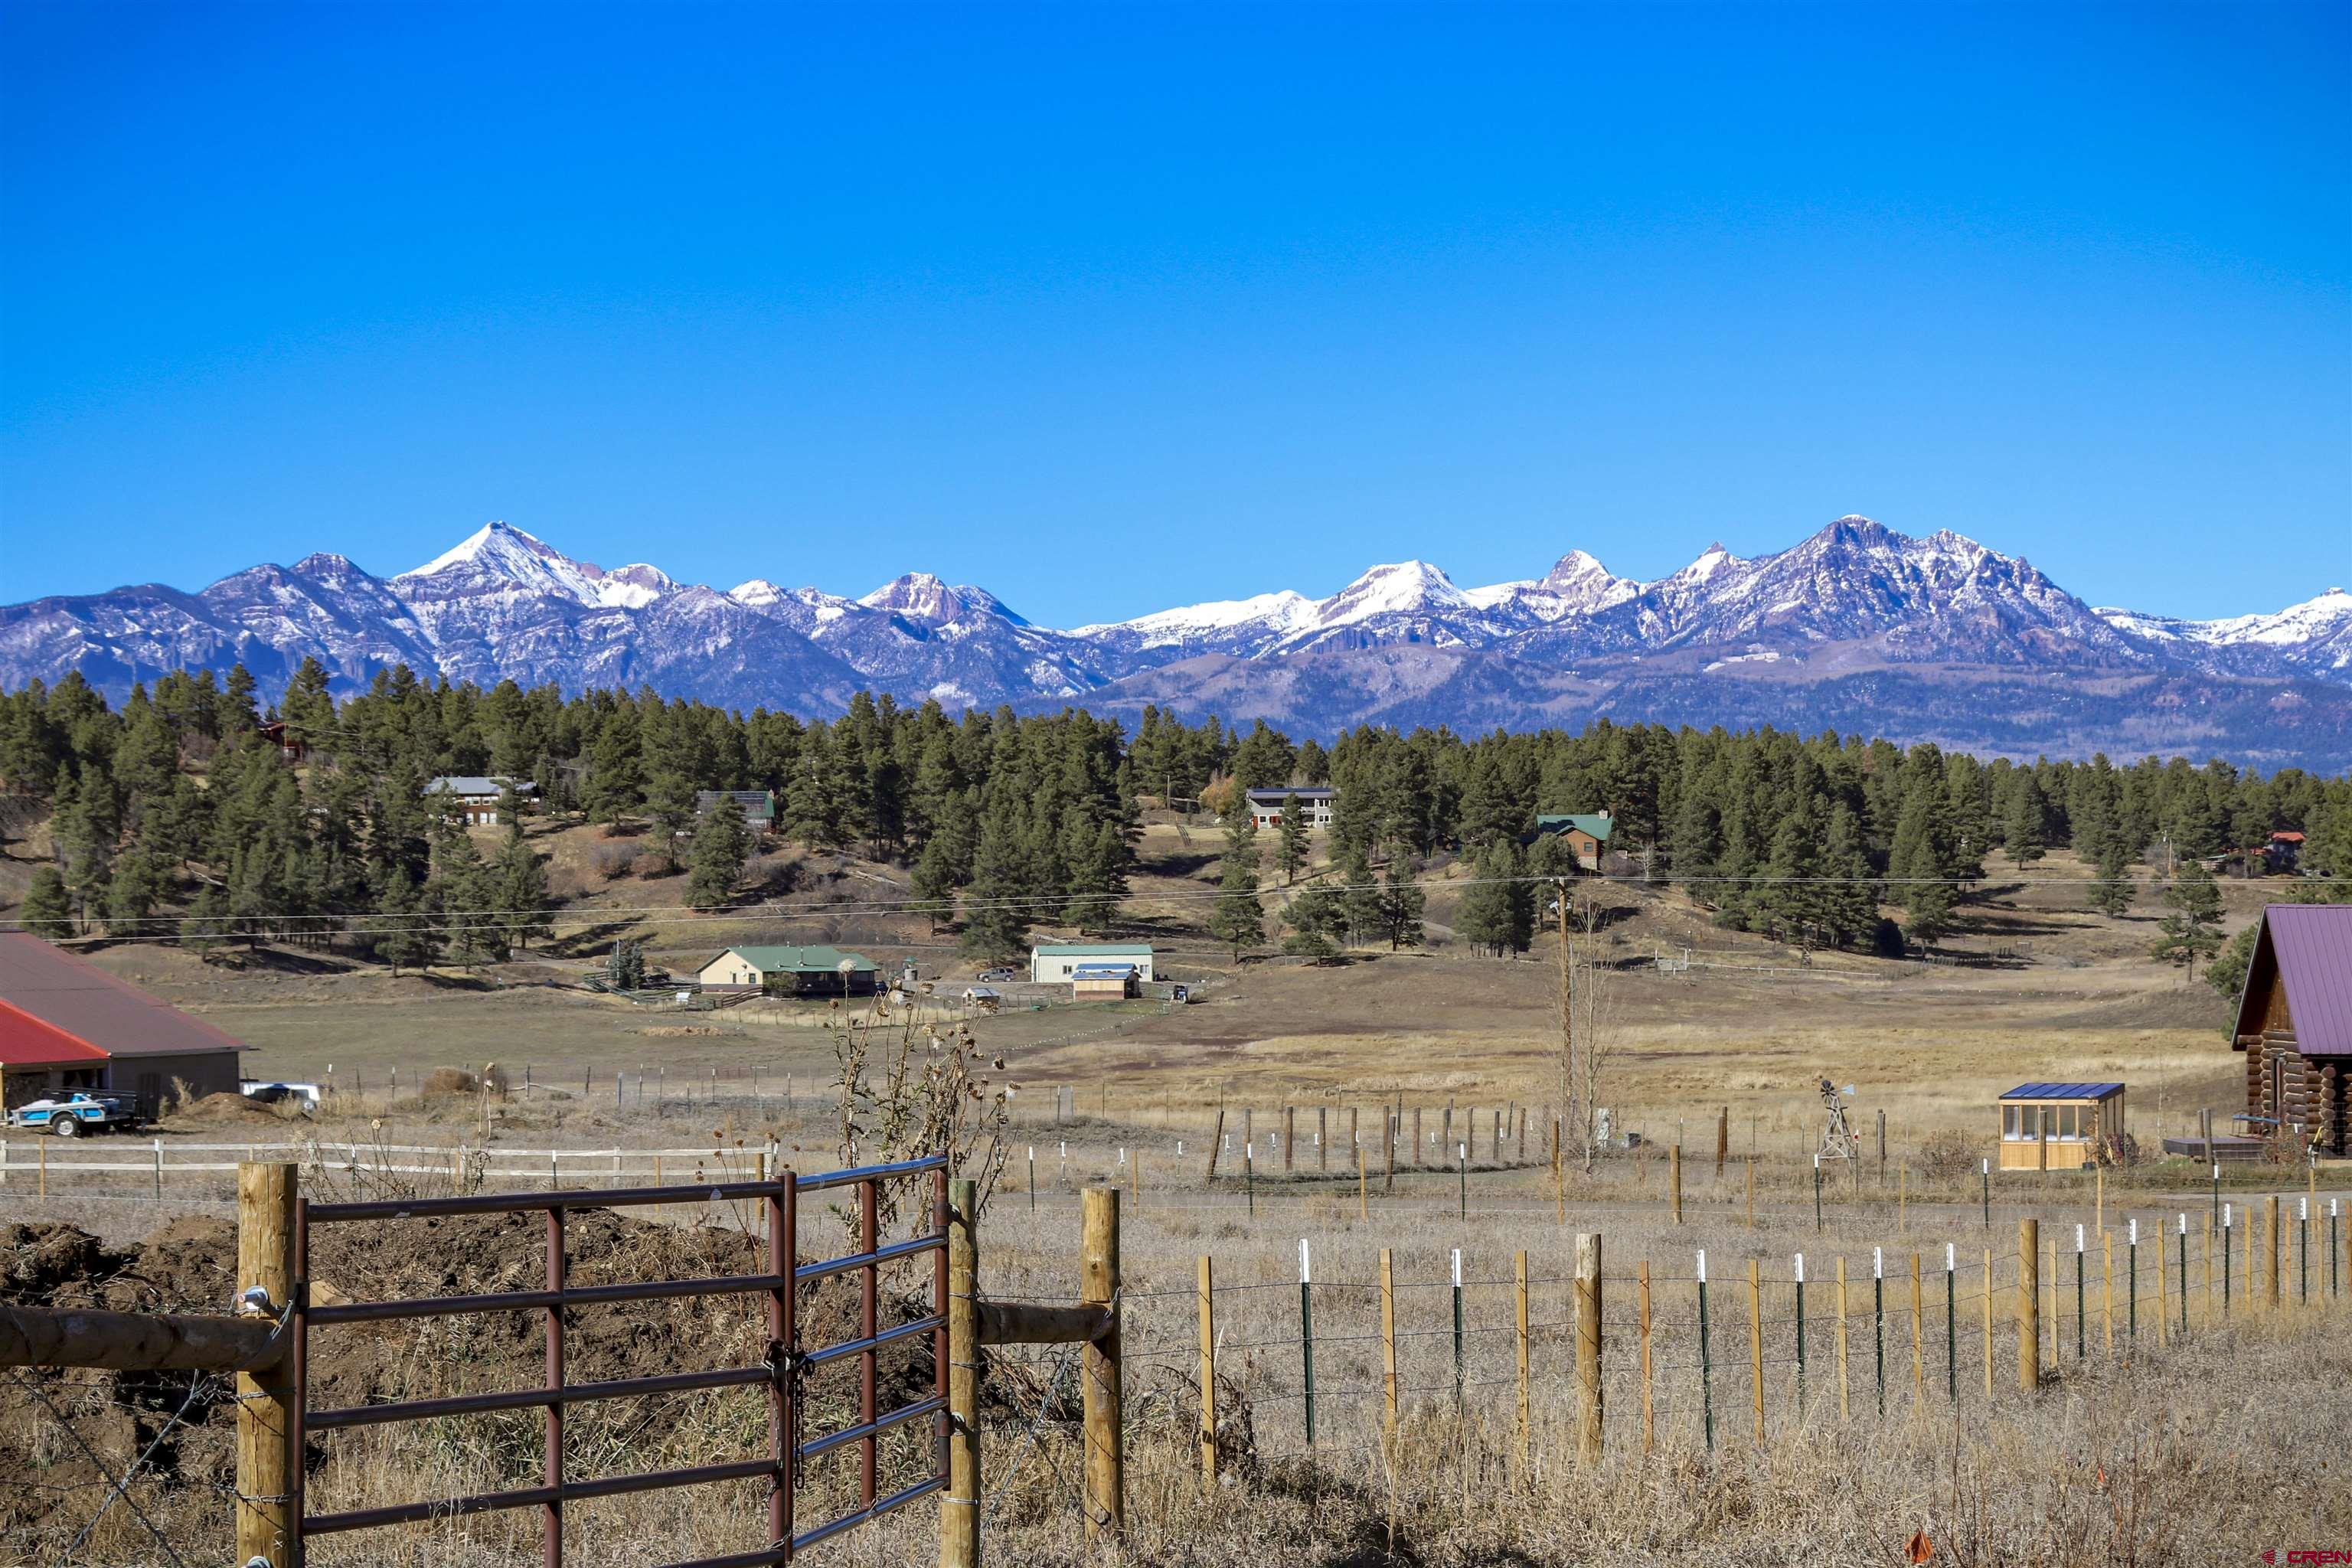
[696,945,880,996]
[1029,942,1155,985]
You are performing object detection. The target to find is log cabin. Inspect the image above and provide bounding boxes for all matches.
[2230,903,2351,1156]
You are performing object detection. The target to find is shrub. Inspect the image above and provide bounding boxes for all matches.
[592,841,642,881]
[1916,1126,1982,1178]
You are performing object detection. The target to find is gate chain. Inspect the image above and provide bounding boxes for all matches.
[5,1366,194,1568]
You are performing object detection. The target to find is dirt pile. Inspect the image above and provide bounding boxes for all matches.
[164,1090,292,1128]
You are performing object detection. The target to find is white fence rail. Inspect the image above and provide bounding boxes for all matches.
[1,1138,783,1194]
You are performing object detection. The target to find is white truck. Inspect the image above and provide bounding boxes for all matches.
[6,1090,144,1137]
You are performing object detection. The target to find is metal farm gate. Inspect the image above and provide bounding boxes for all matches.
[286,1154,949,1566]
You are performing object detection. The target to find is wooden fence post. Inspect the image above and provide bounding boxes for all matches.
[1575,1233,1602,1465]
[1717,1106,1728,1179]
[1357,1145,1367,1221]
[1835,1256,1851,1421]
[1379,1248,1398,1435]
[1746,1257,1764,1445]
[942,1179,979,1568]
[1514,1250,1531,1470]
[236,1161,296,1567]
[1636,1257,1653,1454]
[1197,1256,1217,1491]
[1205,1109,1225,1184]
[1318,1106,1328,1174]
[1671,1144,1684,1224]
[1981,1246,1994,1400]
[1384,1109,1395,1193]
[2266,1195,2282,1311]
[2017,1218,2040,1392]
[1284,1106,1295,1174]
[2102,1231,2115,1352]
[1909,1254,1924,1399]
[1081,1189,1122,1538]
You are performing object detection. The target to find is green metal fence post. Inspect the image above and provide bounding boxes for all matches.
[1872,1246,1884,1416]
[1451,1247,1465,1414]
[2128,1218,2138,1341]
[1246,1143,1255,1219]
[2075,1223,2086,1361]
[1697,1250,1714,1449]
[1300,1238,1316,1448]
[1793,1253,1807,1413]
[1458,1143,1468,1221]
[1981,1157,1991,1230]
[1813,1155,1824,1233]
[2298,1196,2308,1308]
[2177,1213,2188,1336]
[1944,1242,1956,1403]
[1028,1146,1036,1212]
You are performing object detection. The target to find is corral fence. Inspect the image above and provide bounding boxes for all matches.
[1,1158,1123,1568]
[6,1159,2345,1565]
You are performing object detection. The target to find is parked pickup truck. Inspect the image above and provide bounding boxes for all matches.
[6,1091,144,1137]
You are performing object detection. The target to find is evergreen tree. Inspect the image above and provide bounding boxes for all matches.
[21,864,74,939]
[1887,789,1957,948]
[645,771,698,871]
[1455,841,1530,956]
[684,793,753,909]
[1380,857,1426,950]
[1818,802,1879,949]
[2151,862,2225,976]
[2004,776,2047,868]
[1273,792,1310,885]
[182,883,231,963]
[1282,877,1345,958]
[582,708,645,825]
[1067,820,1127,936]
[958,802,1034,961]
[493,835,554,952]
[1207,806,1265,959]
[1336,843,1382,947]
[2091,840,2137,917]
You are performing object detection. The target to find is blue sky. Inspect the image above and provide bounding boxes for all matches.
[2,2,2346,626]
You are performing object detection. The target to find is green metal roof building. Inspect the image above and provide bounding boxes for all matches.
[696,945,880,995]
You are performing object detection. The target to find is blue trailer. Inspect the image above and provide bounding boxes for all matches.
[5,1091,143,1137]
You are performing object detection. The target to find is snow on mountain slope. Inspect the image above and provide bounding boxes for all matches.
[7,515,2350,760]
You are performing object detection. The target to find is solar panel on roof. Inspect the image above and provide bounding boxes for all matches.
[1999,1082,2122,1099]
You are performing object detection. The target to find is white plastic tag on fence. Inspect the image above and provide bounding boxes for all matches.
[2226,1203,2233,1227]
[2213,1164,2221,1181]
[1299,1239,1311,1285]
[1451,1249,1463,1287]
[2129,1219,2138,1245]
[1697,1249,1707,1284]
[1945,1243,1955,1273]
[1793,1253,1805,1283]
[1060,1142,1067,1159]
[1872,1246,1881,1280]
[2301,1196,2308,1220]
[2075,1223,2085,1253]
[2179,1214,2187,1235]
[1981,1157,1989,1174]
[1177,1142,1184,1157]
[1118,1148,1125,1166]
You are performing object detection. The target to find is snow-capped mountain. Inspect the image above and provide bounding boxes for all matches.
[2096,588,2352,680]
[4,514,2347,766]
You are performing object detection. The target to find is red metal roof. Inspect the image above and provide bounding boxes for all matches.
[0,933,246,1061]
[2232,904,2352,1057]
[0,995,111,1068]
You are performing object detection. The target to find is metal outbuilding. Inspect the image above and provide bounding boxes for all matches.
[0,933,247,1115]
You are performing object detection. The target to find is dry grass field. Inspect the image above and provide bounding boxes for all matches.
[9,822,2343,1565]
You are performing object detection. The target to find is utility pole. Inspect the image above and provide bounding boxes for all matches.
[1557,877,1576,1177]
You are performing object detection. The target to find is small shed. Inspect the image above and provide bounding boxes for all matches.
[1070,963,1138,1001]
[1997,1082,2126,1171]
[2230,903,2351,1155]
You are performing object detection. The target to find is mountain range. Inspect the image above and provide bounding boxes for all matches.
[4,516,2348,767]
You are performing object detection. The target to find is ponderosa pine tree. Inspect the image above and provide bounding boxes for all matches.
[1208,804,1265,959]
[2151,861,2224,977]
[2092,840,2137,917]
[1274,792,1310,885]
[1380,857,1426,950]
[684,793,752,909]
[21,864,74,939]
